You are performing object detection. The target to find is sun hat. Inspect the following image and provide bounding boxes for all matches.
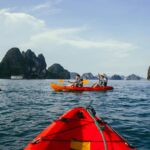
[98,73,105,77]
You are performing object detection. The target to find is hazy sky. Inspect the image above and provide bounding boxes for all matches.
[0,0,149,77]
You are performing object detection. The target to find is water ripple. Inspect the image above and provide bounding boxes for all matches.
[0,79,150,150]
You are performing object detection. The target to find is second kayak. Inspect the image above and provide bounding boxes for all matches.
[50,83,113,92]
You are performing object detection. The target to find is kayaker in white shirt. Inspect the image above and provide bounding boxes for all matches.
[92,73,108,87]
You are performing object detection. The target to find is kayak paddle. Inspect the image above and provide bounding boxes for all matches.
[57,79,89,85]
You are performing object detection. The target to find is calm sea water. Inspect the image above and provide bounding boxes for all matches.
[0,79,149,150]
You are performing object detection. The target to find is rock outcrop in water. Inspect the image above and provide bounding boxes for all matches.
[110,74,123,80]
[147,67,150,80]
[0,47,145,80]
[23,49,47,79]
[126,74,141,80]
[47,63,70,79]
[0,48,47,79]
[0,48,25,78]
[0,48,71,79]
[82,72,97,79]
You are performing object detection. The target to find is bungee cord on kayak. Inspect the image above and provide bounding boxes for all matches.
[86,105,108,150]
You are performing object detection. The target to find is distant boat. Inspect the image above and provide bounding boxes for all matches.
[11,75,23,80]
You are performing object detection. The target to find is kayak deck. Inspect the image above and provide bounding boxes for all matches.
[50,83,113,92]
[24,107,135,150]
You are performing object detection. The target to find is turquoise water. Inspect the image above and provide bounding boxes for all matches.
[0,79,149,150]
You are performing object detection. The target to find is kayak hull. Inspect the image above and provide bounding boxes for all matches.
[24,107,135,150]
[50,83,113,92]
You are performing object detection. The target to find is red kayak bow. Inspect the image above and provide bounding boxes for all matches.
[24,106,136,150]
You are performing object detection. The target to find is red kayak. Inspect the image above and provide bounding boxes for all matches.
[50,83,113,92]
[24,106,136,150]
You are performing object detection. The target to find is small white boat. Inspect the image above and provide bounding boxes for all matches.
[11,75,23,80]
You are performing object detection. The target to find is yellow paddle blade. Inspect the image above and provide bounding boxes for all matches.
[57,79,64,83]
[57,79,89,84]
[83,80,89,84]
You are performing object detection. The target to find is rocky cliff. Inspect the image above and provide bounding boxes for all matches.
[82,72,97,79]
[0,47,145,80]
[110,74,123,80]
[0,48,25,78]
[0,48,47,79]
[147,67,150,80]
[22,49,47,79]
[126,74,141,80]
[47,63,70,79]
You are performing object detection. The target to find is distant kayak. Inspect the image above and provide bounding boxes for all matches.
[50,83,113,92]
[24,106,135,150]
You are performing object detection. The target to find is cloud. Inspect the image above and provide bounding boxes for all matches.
[32,0,62,10]
[28,0,63,14]
[0,9,46,60]
[0,9,45,29]
[0,8,142,76]
[2,0,63,16]
[20,27,136,58]
[32,3,50,11]
[0,9,136,62]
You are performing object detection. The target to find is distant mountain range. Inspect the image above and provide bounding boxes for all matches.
[0,47,147,80]
[70,72,144,80]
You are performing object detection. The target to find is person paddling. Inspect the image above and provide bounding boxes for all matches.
[68,74,83,87]
[92,73,108,87]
